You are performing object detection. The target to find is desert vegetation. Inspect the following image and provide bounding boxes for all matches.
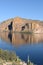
[0,49,35,65]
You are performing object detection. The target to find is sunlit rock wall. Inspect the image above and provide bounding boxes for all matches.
[0,17,43,33]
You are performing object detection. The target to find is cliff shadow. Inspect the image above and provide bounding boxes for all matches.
[8,32,12,42]
[8,22,13,32]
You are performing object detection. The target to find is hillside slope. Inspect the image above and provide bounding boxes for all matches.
[0,17,43,33]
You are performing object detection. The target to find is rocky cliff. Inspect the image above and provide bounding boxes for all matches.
[0,17,43,33]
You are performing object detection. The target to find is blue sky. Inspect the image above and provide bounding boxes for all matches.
[0,0,43,22]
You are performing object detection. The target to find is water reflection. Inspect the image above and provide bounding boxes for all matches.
[0,32,43,46]
[0,32,43,65]
[8,32,12,42]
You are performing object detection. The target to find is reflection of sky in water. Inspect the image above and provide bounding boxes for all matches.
[0,39,43,65]
[0,39,16,51]
[0,33,43,65]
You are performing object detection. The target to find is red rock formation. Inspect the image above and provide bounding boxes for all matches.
[0,17,43,33]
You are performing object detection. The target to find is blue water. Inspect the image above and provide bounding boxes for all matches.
[0,33,43,65]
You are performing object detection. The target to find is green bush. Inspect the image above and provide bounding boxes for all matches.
[0,49,17,61]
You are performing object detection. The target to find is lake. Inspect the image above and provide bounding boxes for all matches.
[0,32,43,65]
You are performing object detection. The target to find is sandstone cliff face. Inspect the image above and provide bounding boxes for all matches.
[0,17,43,33]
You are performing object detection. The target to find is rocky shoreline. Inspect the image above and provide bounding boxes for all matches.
[0,49,36,65]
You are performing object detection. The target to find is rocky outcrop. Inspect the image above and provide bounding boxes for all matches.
[0,17,43,33]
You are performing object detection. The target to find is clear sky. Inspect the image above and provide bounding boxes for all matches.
[0,0,43,22]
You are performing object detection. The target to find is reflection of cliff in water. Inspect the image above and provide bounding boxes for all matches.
[0,32,43,46]
[8,32,12,42]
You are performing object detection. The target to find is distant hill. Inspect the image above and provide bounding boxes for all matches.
[0,17,43,33]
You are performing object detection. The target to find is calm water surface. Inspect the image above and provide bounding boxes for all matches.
[0,32,43,65]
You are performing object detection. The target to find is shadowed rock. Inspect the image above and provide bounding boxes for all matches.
[8,22,13,31]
